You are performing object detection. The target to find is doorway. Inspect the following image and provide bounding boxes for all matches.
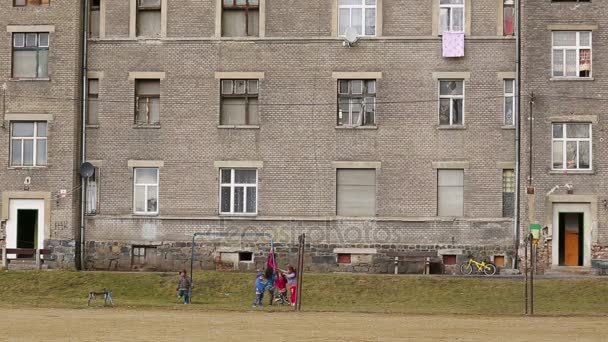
[16,209,38,257]
[558,213,584,266]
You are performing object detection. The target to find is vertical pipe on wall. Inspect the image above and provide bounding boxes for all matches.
[80,0,90,270]
[513,0,522,270]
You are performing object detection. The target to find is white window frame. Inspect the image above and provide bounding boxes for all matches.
[551,31,592,78]
[439,0,465,33]
[438,80,465,126]
[338,0,377,37]
[504,79,515,126]
[10,121,47,167]
[219,168,258,215]
[133,168,159,215]
[337,79,376,127]
[551,123,592,171]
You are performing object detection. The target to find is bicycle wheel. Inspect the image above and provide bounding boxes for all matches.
[483,263,497,276]
[460,263,473,275]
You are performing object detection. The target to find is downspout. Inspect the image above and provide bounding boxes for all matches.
[513,0,522,269]
[80,0,90,270]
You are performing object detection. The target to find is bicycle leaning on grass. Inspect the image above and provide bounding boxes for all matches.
[459,257,497,276]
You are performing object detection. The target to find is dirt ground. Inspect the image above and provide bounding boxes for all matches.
[0,308,606,342]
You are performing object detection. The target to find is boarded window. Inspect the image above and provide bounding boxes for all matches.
[502,169,515,217]
[443,255,457,265]
[437,169,464,216]
[12,33,49,78]
[337,169,376,217]
[137,0,161,37]
[135,79,160,125]
[87,79,99,125]
[90,0,101,37]
[337,254,352,264]
[220,79,259,125]
[222,0,259,37]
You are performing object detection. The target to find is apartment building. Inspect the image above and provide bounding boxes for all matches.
[1,0,518,273]
[0,0,82,268]
[521,0,608,274]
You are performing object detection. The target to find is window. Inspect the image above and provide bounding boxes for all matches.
[502,169,515,218]
[86,167,100,215]
[135,79,160,125]
[338,0,376,36]
[12,33,49,78]
[552,123,592,170]
[337,254,352,264]
[90,0,101,38]
[132,246,157,266]
[238,252,253,262]
[504,79,514,126]
[552,0,590,2]
[10,122,47,167]
[437,169,464,216]
[14,0,50,6]
[439,80,464,126]
[220,79,259,125]
[220,169,258,215]
[338,80,376,127]
[439,0,464,33]
[337,169,376,217]
[88,79,99,125]
[552,31,591,78]
[133,168,159,214]
[137,0,161,37]
[503,0,514,36]
[222,0,259,37]
[443,255,457,265]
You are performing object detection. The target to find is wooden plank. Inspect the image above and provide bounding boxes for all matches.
[4,249,51,255]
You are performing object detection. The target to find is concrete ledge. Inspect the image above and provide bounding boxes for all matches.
[128,72,166,80]
[497,161,515,169]
[87,160,104,167]
[4,113,53,122]
[332,72,382,79]
[548,24,598,31]
[432,161,470,169]
[497,72,515,80]
[213,161,264,169]
[214,72,265,79]
[127,160,164,168]
[438,249,463,255]
[432,72,470,80]
[331,161,381,169]
[7,25,55,33]
[333,248,377,254]
[546,115,597,124]
[87,71,105,79]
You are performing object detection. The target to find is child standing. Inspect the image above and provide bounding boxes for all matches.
[273,272,288,305]
[176,269,191,304]
[252,272,266,308]
[279,266,297,306]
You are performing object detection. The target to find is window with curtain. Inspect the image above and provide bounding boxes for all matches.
[338,79,376,127]
[337,169,376,217]
[12,32,49,78]
[220,169,258,215]
[552,123,592,170]
[10,121,47,167]
[86,167,100,215]
[504,79,514,126]
[220,79,259,125]
[338,0,377,36]
[439,0,464,33]
[503,0,514,36]
[552,31,591,78]
[439,80,464,126]
[133,168,159,214]
[437,169,464,216]
[135,79,160,125]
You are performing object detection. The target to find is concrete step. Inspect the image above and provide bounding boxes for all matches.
[6,259,47,271]
[545,266,594,276]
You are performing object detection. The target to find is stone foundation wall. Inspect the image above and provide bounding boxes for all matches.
[44,239,77,269]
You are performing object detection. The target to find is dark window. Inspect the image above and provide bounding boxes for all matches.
[135,79,160,125]
[222,0,259,37]
[338,254,352,264]
[220,79,259,125]
[12,33,49,78]
[239,252,253,262]
[338,79,376,127]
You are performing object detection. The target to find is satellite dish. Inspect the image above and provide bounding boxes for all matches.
[80,162,95,178]
[343,27,359,47]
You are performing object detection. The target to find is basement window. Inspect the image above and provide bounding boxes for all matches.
[239,252,253,262]
[494,255,505,268]
[442,255,457,265]
[337,253,352,264]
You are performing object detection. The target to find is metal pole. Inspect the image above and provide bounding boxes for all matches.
[189,234,195,304]
[530,241,535,315]
[79,0,90,271]
[524,235,528,315]
[513,0,522,270]
[295,233,305,311]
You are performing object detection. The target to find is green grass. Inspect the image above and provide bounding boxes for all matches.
[1,271,607,316]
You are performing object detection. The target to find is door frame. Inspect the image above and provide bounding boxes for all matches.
[6,199,45,258]
[2,191,51,259]
[551,202,592,267]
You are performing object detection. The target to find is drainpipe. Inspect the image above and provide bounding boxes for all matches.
[79,0,90,270]
[513,0,522,270]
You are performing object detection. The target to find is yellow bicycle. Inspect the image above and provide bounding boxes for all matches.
[460,258,497,276]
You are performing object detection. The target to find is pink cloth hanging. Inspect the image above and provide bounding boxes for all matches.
[442,32,465,58]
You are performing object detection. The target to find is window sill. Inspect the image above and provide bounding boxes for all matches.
[86,125,100,129]
[335,125,378,130]
[217,125,260,129]
[502,125,515,130]
[550,77,594,82]
[437,125,466,130]
[549,170,594,175]
[132,124,161,129]
[132,213,160,217]
[219,214,258,218]
[9,77,50,82]
[8,166,49,170]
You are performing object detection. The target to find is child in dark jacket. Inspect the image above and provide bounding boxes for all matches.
[252,272,266,308]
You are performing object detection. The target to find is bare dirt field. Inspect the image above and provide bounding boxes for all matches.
[0,308,606,342]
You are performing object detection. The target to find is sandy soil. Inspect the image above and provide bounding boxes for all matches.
[0,308,606,342]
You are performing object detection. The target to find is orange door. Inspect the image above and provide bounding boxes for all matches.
[564,231,579,266]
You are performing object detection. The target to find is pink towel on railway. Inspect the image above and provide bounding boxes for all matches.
[442,31,465,58]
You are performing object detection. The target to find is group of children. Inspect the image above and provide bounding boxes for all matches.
[253,265,297,308]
